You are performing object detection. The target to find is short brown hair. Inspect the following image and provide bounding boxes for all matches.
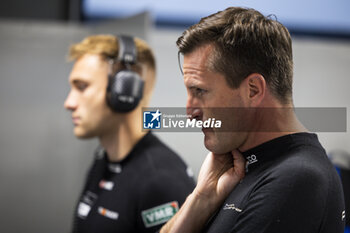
[69,34,156,72]
[177,7,293,104]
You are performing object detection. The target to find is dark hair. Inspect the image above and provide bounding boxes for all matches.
[177,7,293,104]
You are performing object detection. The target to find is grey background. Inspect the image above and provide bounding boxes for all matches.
[0,13,350,233]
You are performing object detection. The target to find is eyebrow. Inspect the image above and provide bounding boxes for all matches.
[69,77,89,85]
[184,77,204,89]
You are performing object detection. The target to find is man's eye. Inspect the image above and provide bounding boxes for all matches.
[193,87,206,96]
[76,82,88,91]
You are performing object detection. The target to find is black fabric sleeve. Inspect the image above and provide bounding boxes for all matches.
[135,169,194,233]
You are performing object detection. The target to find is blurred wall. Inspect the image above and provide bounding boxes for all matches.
[292,37,350,150]
[0,0,81,21]
[0,13,151,233]
[0,16,350,233]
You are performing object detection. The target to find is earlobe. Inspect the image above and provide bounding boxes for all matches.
[246,73,265,107]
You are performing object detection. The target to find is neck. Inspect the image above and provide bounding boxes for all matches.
[99,108,147,162]
[238,102,308,152]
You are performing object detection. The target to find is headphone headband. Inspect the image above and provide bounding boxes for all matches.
[106,35,144,113]
[117,35,137,65]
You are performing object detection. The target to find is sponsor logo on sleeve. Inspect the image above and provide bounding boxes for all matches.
[77,191,97,219]
[141,201,179,228]
[98,207,119,220]
[99,180,114,191]
[77,202,91,219]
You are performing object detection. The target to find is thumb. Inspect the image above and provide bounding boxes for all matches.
[231,149,246,179]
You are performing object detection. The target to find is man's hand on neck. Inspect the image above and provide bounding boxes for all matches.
[160,150,246,233]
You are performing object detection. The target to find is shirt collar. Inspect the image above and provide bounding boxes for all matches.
[241,132,318,172]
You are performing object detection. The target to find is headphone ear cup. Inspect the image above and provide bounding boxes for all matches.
[107,70,144,113]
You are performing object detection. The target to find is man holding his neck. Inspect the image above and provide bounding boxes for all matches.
[161,7,345,233]
[64,35,195,233]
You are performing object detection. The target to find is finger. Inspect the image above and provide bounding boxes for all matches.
[231,149,245,165]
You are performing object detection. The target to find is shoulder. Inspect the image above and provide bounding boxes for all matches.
[250,142,343,210]
[130,132,195,194]
[272,143,337,186]
[235,139,345,232]
[135,133,191,175]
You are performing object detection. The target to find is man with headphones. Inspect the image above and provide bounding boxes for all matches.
[64,35,195,233]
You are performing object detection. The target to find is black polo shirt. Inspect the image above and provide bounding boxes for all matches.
[203,133,346,233]
[72,132,196,233]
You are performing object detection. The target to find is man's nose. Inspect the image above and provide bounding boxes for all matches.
[186,97,202,120]
[64,91,77,111]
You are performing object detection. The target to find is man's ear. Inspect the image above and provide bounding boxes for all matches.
[241,73,266,107]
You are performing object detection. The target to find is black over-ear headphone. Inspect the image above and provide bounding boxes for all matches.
[106,35,144,113]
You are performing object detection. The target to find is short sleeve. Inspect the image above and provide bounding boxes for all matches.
[135,169,195,233]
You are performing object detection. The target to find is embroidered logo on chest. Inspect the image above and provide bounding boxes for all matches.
[247,154,258,165]
[223,203,242,213]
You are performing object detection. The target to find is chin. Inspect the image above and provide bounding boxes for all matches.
[74,128,95,139]
[205,144,228,154]
[204,132,236,154]
[204,135,221,153]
